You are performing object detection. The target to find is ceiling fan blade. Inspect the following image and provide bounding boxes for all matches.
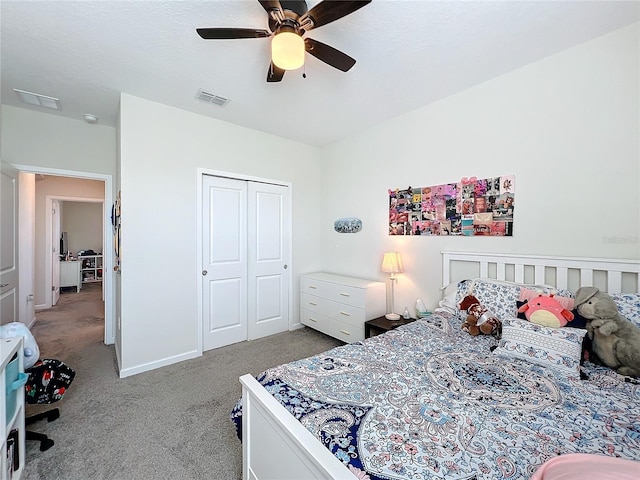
[267,62,286,82]
[258,0,283,15]
[304,38,356,72]
[299,0,371,31]
[196,28,271,39]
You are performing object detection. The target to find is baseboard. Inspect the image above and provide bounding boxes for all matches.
[119,349,200,378]
[290,322,304,331]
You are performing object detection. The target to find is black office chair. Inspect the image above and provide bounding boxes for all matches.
[24,359,75,451]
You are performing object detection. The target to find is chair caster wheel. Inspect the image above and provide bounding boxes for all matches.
[40,438,54,451]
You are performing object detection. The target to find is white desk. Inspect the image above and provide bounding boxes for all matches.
[1,337,25,479]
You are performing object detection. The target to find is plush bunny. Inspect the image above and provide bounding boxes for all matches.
[574,286,640,378]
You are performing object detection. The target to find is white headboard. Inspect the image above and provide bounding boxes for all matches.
[442,251,640,294]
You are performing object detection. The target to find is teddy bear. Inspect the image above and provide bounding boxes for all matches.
[459,295,501,336]
[574,286,640,378]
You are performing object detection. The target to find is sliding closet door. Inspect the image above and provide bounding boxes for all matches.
[247,182,290,340]
[201,175,291,351]
[202,176,248,351]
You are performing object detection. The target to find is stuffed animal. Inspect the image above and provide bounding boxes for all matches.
[574,286,640,378]
[517,293,574,328]
[459,295,501,336]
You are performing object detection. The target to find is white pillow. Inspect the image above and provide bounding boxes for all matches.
[493,318,586,377]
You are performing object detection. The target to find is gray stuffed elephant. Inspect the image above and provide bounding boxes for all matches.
[575,286,640,378]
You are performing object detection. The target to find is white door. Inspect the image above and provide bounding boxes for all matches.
[202,176,248,350]
[0,163,19,325]
[201,175,290,351]
[51,200,61,306]
[247,182,290,340]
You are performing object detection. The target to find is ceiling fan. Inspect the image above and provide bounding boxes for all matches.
[197,0,371,82]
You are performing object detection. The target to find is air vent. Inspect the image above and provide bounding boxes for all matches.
[14,88,62,110]
[195,89,230,107]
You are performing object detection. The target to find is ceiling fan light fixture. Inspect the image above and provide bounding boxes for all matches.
[271,31,305,70]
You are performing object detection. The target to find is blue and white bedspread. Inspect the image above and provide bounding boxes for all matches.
[231,313,640,480]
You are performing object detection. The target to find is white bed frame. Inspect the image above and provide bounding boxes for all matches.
[240,251,640,480]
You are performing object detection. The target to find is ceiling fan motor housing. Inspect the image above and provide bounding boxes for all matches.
[268,0,308,32]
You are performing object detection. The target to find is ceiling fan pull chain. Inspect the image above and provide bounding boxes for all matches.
[303,63,306,79]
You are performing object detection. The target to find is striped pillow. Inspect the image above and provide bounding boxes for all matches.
[493,318,586,377]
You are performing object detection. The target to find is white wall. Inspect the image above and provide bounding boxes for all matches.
[18,172,35,326]
[1,106,116,176]
[118,94,323,376]
[320,23,640,314]
[62,201,104,254]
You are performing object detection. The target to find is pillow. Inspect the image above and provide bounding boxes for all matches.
[435,282,459,315]
[610,293,640,328]
[462,279,526,321]
[493,318,587,377]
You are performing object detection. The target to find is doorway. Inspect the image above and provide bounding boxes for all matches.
[12,164,114,345]
[198,170,292,352]
[47,195,105,307]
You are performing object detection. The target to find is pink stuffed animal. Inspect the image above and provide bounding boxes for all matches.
[518,294,574,328]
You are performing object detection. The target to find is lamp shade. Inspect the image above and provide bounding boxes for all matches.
[381,251,403,274]
[271,31,305,70]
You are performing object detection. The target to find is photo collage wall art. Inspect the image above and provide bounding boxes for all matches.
[389,175,515,236]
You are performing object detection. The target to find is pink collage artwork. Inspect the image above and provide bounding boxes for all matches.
[388,175,515,236]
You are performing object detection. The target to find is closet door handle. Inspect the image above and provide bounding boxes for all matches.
[0,283,8,288]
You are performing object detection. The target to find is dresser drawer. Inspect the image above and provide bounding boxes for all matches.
[331,320,364,343]
[300,292,324,313]
[300,309,364,343]
[300,276,331,298]
[325,283,365,308]
[324,301,366,328]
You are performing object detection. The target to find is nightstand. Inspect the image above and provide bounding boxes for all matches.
[364,316,418,338]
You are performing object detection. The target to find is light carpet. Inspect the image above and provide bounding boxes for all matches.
[23,283,342,479]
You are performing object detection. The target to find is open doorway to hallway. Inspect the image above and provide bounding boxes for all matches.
[15,165,115,346]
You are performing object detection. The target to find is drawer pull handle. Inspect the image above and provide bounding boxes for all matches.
[309,301,317,306]
[340,311,350,316]
[308,285,317,289]
[339,292,350,297]
[340,330,350,335]
[308,317,317,322]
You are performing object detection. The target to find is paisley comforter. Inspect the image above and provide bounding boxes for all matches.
[231,312,640,480]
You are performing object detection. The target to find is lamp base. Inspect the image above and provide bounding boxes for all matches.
[385,313,400,321]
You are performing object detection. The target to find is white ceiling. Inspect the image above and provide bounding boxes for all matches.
[1,1,638,147]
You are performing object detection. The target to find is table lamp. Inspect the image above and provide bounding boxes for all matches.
[381,251,403,320]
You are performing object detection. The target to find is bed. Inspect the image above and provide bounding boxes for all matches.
[232,251,640,480]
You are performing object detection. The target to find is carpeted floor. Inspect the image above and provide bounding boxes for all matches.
[23,283,343,479]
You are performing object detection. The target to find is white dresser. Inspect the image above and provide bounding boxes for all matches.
[59,260,82,292]
[300,272,386,343]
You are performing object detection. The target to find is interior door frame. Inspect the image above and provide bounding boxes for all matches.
[11,164,115,346]
[51,199,61,307]
[45,195,105,308]
[196,168,293,355]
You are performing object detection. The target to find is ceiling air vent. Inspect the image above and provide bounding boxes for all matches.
[14,88,62,110]
[195,89,230,107]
